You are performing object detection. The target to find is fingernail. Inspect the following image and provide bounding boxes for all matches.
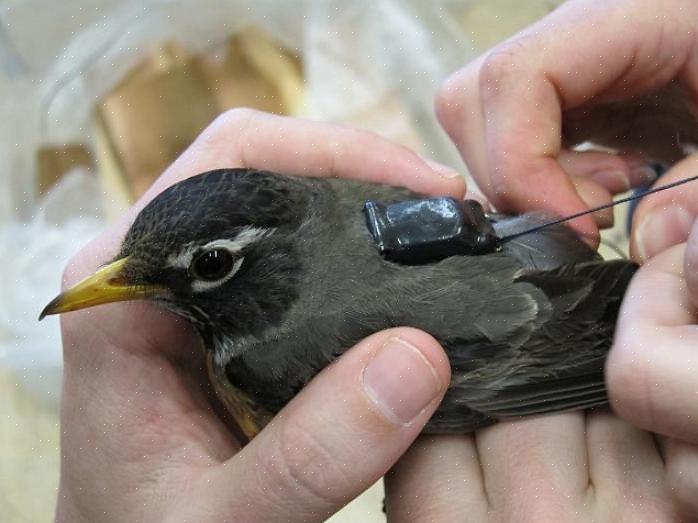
[630,165,658,186]
[466,191,491,211]
[635,205,694,262]
[593,208,615,229]
[362,337,442,424]
[591,170,630,192]
[425,159,462,179]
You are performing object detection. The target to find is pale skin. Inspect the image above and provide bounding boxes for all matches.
[58,1,698,521]
[389,0,698,520]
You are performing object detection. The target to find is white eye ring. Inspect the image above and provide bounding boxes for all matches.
[191,255,244,292]
[167,227,271,271]
[190,248,236,281]
[166,227,272,292]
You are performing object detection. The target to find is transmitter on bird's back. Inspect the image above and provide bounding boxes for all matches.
[363,171,698,265]
[363,197,500,264]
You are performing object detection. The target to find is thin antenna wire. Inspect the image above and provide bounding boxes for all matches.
[499,173,698,245]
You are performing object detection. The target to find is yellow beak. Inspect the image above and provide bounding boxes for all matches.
[39,257,164,320]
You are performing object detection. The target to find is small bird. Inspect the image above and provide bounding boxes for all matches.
[41,168,636,438]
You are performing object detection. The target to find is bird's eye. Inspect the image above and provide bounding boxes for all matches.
[191,248,235,281]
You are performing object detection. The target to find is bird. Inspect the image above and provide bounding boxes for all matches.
[40,168,637,438]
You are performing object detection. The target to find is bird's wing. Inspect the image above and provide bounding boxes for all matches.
[424,258,636,433]
[247,255,635,433]
[493,212,601,269]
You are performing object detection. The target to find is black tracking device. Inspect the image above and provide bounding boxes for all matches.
[363,197,500,264]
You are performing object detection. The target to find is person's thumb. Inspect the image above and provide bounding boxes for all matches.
[182,327,450,522]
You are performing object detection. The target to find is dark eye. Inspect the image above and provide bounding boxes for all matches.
[191,248,235,281]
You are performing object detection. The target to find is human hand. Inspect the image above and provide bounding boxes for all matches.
[386,0,698,519]
[54,109,463,522]
[605,153,698,517]
[436,0,698,243]
[382,182,684,522]
[385,411,680,522]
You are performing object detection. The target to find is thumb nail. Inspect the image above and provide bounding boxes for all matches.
[362,337,442,424]
[425,159,462,179]
[591,169,630,193]
[635,205,695,262]
[629,164,658,186]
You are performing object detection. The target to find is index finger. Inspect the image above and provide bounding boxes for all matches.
[437,0,698,241]
[144,108,465,213]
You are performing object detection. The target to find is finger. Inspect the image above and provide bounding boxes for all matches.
[190,328,450,523]
[475,413,588,518]
[571,176,614,229]
[631,153,698,262]
[623,154,662,188]
[559,150,655,194]
[607,243,698,443]
[665,439,698,517]
[478,0,695,236]
[438,0,698,242]
[586,409,670,510]
[436,55,490,195]
[151,108,465,201]
[384,435,488,522]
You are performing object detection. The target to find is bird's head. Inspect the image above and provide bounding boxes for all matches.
[40,169,312,355]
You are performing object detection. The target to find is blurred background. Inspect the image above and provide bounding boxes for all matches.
[0,1,577,521]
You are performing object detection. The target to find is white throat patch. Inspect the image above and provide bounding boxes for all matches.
[212,333,259,367]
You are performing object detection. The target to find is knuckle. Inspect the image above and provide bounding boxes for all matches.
[478,41,528,97]
[259,417,353,508]
[434,73,467,132]
[204,107,260,140]
[194,107,262,162]
[214,107,260,128]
